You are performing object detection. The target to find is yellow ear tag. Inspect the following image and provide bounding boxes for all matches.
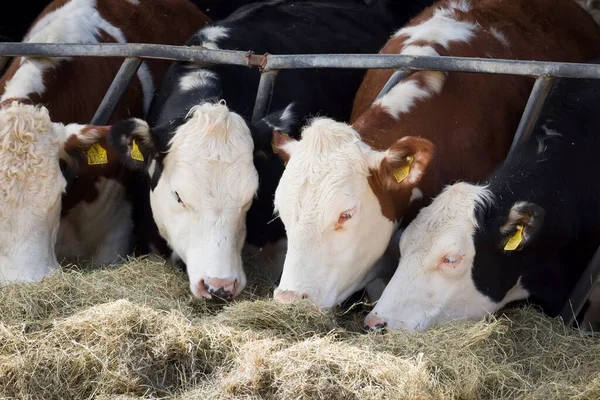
[272,132,290,154]
[86,143,108,165]
[504,225,524,251]
[393,155,414,183]
[131,139,144,162]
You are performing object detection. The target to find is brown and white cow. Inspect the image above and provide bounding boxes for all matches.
[0,0,209,284]
[270,0,600,308]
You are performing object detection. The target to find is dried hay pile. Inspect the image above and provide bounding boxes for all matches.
[1,257,599,399]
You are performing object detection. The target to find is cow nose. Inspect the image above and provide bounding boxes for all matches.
[199,278,239,300]
[274,288,309,302]
[364,313,388,333]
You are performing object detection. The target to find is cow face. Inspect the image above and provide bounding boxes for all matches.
[110,102,259,300]
[271,118,434,308]
[0,102,116,284]
[365,182,539,332]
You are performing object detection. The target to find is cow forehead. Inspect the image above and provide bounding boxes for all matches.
[0,104,63,206]
[277,119,374,205]
[403,183,493,250]
[167,103,254,164]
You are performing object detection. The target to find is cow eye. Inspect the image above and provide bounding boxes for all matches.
[335,207,357,230]
[443,255,458,264]
[174,191,184,206]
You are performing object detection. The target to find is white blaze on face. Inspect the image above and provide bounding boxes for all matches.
[0,103,66,284]
[150,102,258,299]
[273,119,396,308]
[367,183,502,331]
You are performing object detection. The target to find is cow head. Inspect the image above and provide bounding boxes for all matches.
[0,101,120,285]
[110,101,271,300]
[271,117,434,308]
[365,182,541,332]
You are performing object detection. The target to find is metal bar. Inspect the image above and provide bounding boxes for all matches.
[263,53,600,79]
[375,69,410,101]
[0,43,255,66]
[91,57,143,125]
[560,245,600,326]
[506,77,555,158]
[251,70,279,123]
[0,44,600,79]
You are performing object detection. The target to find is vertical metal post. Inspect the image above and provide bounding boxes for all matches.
[91,57,143,125]
[251,70,279,123]
[375,69,411,101]
[507,77,555,159]
[561,245,600,327]
[0,56,10,75]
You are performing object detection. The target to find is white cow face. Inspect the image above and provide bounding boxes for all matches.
[111,102,258,300]
[365,183,535,332]
[272,118,434,308]
[0,102,110,284]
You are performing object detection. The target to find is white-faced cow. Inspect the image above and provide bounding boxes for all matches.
[106,0,418,301]
[0,0,210,284]
[365,70,600,331]
[271,0,600,308]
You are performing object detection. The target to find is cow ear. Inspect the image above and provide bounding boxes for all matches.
[501,202,545,251]
[108,118,157,170]
[369,136,435,190]
[58,123,114,166]
[251,103,300,164]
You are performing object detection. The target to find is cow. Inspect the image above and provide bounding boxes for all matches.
[0,0,210,284]
[104,0,416,301]
[364,70,600,331]
[269,0,600,308]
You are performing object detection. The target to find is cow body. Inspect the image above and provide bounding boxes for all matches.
[0,0,209,284]
[109,0,403,300]
[365,71,600,331]
[271,0,600,308]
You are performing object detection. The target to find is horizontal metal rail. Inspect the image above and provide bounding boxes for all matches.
[2,43,600,78]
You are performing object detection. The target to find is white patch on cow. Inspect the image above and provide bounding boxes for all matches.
[125,0,140,4]
[366,182,505,331]
[0,103,65,284]
[179,69,218,92]
[375,70,445,119]
[56,178,132,264]
[273,118,397,308]
[149,102,257,299]
[449,0,471,12]
[490,27,509,47]
[148,159,157,178]
[280,103,295,126]
[2,0,150,103]
[393,6,476,49]
[198,26,229,50]
[537,125,563,154]
[410,188,423,203]
[137,62,154,115]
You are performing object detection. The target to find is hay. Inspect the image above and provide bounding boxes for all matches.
[1,258,599,399]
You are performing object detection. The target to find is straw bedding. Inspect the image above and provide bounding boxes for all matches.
[0,257,599,399]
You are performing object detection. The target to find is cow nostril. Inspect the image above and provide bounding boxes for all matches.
[301,293,308,300]
[364,322,388,334]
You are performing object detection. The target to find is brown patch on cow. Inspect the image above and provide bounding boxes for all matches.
[350,0,600,223]
[0,0,211,227]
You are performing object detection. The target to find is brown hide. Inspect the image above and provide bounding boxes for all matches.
[0,0,210,215]
[350,0,600,224]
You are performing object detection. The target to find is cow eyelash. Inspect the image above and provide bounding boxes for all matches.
[174,191,184,205]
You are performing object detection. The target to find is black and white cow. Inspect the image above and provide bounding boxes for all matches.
[365,70,600,331]
[108,0,409,300]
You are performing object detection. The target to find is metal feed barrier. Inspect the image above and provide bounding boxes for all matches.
[2,42,599,330]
